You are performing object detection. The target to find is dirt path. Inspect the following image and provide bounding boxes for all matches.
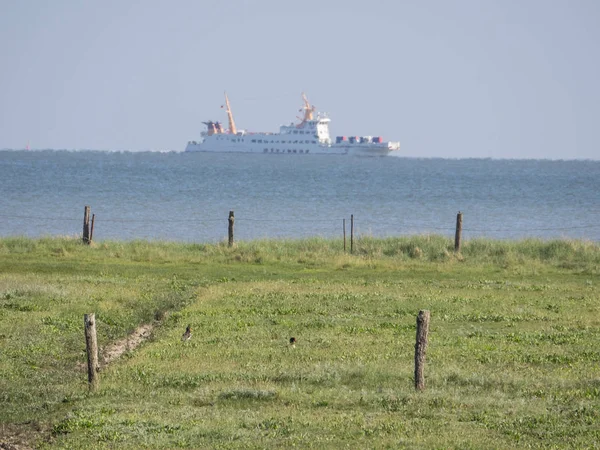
[0,423,46,450]
[100,323,154,366]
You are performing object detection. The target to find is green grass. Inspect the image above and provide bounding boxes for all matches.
[0,236,599,448]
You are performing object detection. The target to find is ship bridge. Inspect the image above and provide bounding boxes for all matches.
[279,117,331,144]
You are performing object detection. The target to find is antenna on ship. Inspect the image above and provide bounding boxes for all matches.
[224,92,237,135]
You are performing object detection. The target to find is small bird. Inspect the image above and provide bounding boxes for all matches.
[181,324,192,342]
[289,337,296,348]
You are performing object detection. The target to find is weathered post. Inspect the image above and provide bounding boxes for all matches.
[343,218,346,252]
[454,211,463,252]
[83,206,90,244]
[228,211,234,247]
[84,313,99,391]
[90,214,95,243]
[350,214,354,254]
[414,310,430,391]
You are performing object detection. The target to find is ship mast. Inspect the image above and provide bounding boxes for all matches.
[302,93,315,121]
[297,92,316,127]
[224,92,237,135]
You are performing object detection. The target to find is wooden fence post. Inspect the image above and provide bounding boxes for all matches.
[343,219,346,252]
[414,310,430,391]
[350,214,354,254]
[84,313,99,391]
[83,206,90,244]
[228,211,234,247]
[90,214,95,243]
[454,212,463,252]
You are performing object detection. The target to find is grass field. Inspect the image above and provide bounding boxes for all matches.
[1,236,599,448]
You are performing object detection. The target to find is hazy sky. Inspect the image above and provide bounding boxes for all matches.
[1,0,598,159]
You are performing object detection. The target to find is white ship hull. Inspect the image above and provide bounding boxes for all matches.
[339,143,399,156]
[184,139,399,156]
[185,139,347,155]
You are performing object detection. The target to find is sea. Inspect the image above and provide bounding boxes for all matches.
[1,150,599,243]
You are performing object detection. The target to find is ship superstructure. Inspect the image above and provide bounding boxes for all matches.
[185,93,400,156]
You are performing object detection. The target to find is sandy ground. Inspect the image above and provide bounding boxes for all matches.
[100,323,154,366]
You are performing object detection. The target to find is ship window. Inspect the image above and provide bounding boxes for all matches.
[306,150,309,153]
[293,130,298,134]
[258,139,263,143]
[293,140,298,144]
[312,140,317,144]
[263,149,268,153]
[252,139,256,143]
[299,150,303,154]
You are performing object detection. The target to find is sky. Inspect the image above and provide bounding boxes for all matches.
[0,0,599,159]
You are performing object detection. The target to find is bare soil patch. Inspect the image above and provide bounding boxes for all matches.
[100,323,154,366]
[0,423,47,450]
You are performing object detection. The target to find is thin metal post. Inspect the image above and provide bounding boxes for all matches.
[350,214,354,254]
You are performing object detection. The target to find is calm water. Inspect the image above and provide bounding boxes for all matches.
[1,150,599,242]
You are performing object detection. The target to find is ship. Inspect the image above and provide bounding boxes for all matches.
[184,93,400,156]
